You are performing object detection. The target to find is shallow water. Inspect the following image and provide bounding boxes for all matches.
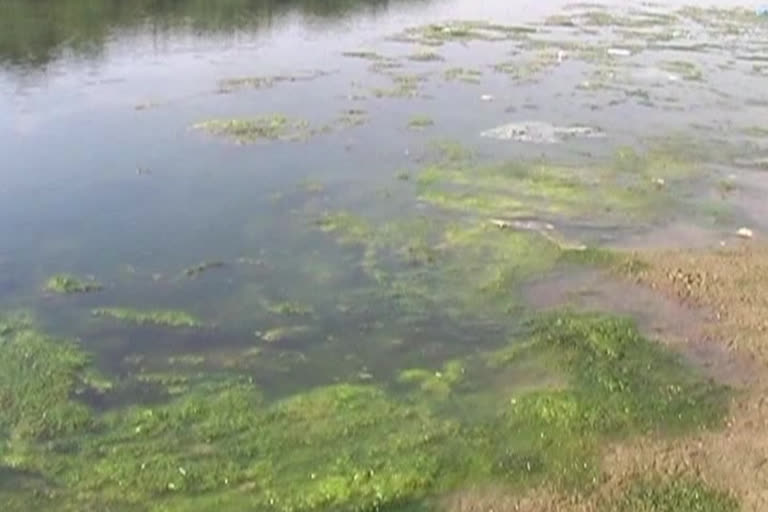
[0,0,766,509]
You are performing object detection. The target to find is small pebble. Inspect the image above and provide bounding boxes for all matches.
[737,227,754,239]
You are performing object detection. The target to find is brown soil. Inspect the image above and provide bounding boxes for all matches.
[445,242,768,512]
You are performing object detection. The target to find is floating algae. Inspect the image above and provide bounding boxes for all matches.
[480,121,604,143]
[44,274,102,294]
[91,308,203,328]
[192,115,314,143]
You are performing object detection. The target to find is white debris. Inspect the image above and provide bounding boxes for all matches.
[737,227,754,239]
[480,94,494,102]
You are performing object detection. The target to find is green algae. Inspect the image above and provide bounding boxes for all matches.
[398,360,465,397]
[192,115,313,143]
[315,211,373,245]
[217,70,329,93]
[393,20,537,46]
[0,310,730,511]
[0,316,94,441]
[265,301,314,316]
[44,273,102,294]
[443,67,483,83]
[341,49,385,60]
[407,49,444,62]
[408,115,434,129]
[370,73,427,98]
[611,477,738,512]
[414,145,701,222]
[91,308,202,328]
[658,60,703,81]
[258,325,312,343]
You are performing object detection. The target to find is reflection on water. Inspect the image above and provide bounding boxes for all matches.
[0,0,399,67]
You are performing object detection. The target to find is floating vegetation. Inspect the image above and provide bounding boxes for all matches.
[341,49,386,60]
[265,301,314,316]
[258,325,312,343]
[480,121,604,143]
[91,308,203,328]
[397,359,464,397]
[217,70,329,93]
[444,67,483,83]
[658,60,704,81]
[392,20,538,46]
[0,307,730,510]
[414,144,700,224]
[368,59,404,74]
[315,211,373,245]
[408,115,434,129]
[492,51,563,82]
[407,49,445,62]
[192,115,314,143]
[183,261,225,278]
[370,72,429,98]
[335,108,368,128]
[44,274,102,294]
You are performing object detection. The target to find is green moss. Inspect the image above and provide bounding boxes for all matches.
[610,477,738,512]
[91,308,202,328]
[44,274,102,294]
[408,115,434,129]
[192,115,313,143]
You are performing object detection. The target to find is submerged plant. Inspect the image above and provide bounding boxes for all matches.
[44,274,102,294]
[192,115,313,143]
[91,308,202,328]
[408,115,435,129]
[183,261,225,278]
[612,477,738,511]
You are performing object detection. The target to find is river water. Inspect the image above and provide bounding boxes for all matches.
[0,0,767,508]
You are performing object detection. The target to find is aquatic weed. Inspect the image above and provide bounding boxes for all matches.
[91,308,203,328]
[44,274,102,294]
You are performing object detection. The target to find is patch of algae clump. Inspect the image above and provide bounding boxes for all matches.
[91,307,202,328]
[0,310,729,511]
[412,140,709,224]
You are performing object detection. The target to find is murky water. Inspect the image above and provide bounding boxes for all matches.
[1,0,767,509]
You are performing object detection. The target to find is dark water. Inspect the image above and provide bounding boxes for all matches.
[1,0,767,393]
